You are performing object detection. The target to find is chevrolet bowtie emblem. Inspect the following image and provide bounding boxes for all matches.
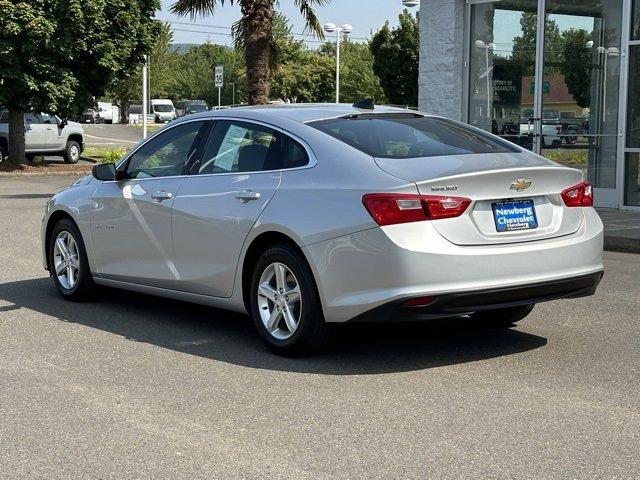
[509,179,532,192]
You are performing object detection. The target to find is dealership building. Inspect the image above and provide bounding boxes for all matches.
[416,0,640,210]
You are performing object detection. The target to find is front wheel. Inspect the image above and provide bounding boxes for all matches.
[471,304,534,328]
[250,245,330,356]
[48,219,94,301]
[63,140,81,164]
[0,143,7,163]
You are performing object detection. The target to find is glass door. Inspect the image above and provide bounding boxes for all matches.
[468,0,543,152]
[540,0,623,207]
[467,0,624,207]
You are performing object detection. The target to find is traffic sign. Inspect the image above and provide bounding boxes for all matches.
[215,66,224,88]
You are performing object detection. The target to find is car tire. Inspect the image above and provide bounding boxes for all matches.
[48,218,94,301]
[471,304,534,328]
[63,140,81,164]
[0,143,7,163]
[250,245,330,357]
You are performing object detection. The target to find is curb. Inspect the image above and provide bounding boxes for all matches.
[604,236,640,254]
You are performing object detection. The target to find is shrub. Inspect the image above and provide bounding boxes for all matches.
[100,147,129,164]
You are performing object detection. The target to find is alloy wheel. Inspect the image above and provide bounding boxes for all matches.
[257,262,302,340]
[69,145,80,162]
[53,230,80,290]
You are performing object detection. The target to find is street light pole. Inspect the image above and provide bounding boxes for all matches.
[335,28,341,104]
[142,55,148,139]
[474,40,494,120]
[324,22,353,104]
[230,82,236,107]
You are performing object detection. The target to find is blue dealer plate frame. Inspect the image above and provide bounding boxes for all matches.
[492,199,538,232]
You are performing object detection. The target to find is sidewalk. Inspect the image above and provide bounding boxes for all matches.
[597,208,640,253]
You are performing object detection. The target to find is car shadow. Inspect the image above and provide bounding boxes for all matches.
[0,278,547,375]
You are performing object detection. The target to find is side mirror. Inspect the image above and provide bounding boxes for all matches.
[59,119,68,128]
[92,162,117,181]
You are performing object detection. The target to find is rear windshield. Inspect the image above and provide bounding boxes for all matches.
[309,115,519,158]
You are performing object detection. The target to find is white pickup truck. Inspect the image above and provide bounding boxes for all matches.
[0,111,85,163]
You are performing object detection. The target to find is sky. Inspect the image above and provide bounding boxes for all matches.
[158,0,409,46]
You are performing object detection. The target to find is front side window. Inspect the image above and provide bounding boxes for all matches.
[310,115,519,158]
[198,121,281,174]
[126,121,204,179]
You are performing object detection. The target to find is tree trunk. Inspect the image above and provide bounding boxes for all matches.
[6,109,26,167]
[241,0,274,105]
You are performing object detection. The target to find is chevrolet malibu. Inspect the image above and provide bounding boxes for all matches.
[42,104,604,356]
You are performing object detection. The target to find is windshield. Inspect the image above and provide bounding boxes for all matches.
[187,104,208,113]
[153,104,174,113]
[309,115,518,158]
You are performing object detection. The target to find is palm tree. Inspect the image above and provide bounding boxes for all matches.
[171,0,329,105]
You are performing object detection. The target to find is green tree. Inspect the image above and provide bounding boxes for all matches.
[170,0,330,105]
[270,50,334,103]
[107,22,176,120]
[172,43,246,106]
[561,28,592,108]
[148,22,180,99]
[318,40,386,103]
[0,0,159,166]
[369,9,419,107]
[511,12,563,75]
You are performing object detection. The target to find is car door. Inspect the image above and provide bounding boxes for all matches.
[46,115,67,150]
[90,120,207,289]
[24,114,48,150]
[171,120,283,297]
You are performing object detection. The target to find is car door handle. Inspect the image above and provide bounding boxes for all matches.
[151,190,174,202]
[235,190,261,203]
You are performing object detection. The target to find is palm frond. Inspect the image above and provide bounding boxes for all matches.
[293,0,330,39]
[170,0,232,19]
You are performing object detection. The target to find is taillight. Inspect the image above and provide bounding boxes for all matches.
[561,181,593,207]
[362,193,471,226]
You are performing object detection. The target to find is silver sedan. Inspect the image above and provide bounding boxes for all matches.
[42,104,604,356]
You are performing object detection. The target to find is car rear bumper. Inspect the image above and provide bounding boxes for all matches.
[347,271,603,322]
[303,207,604,323]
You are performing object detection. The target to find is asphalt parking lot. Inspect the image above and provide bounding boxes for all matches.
[0,175,638,479]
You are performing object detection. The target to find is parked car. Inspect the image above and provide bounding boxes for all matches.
[80,109,100,124]
[151,99,176,123]
[41,104,604,356]
[176,100,209,117]
[0,111,85,163]
[127,105,155,125]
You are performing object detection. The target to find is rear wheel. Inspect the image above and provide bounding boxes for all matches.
[48,219,94,301]
[63,140,80,164]
[471,304,534,328]
[250,245,330,356]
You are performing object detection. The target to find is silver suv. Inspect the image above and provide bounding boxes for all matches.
[0,111,85,163]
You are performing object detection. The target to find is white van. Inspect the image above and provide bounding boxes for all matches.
[151,99,176,123]
[97,102,120,124]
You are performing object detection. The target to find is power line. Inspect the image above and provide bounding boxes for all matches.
[166,20,369,42]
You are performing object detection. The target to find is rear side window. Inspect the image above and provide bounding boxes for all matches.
[309,115,518,158]
[282,135,309,169]
[198,121,281,174]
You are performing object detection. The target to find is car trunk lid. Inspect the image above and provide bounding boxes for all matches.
[374,153,584,246]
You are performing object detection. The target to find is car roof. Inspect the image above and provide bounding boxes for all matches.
[180,103,421,125]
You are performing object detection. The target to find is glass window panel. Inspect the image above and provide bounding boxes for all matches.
[632,0,640,40]
[468,1,540,151]
[627,46,640,148]
[625,153,640,206]
[542,0,622,189]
